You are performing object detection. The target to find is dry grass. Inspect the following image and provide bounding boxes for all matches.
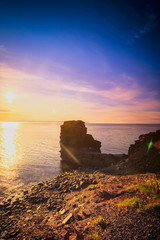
[118,197,142,208]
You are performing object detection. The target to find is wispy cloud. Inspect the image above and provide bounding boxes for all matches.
[0,62,159,104]
[0,62,159,123]
[0,63,43,90]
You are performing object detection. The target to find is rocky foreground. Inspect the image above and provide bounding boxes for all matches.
[0,169,160,239]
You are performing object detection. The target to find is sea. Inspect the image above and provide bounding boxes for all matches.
[0,122,160,195]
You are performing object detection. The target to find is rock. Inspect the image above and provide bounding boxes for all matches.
[60,120,101,167]
[62,213,73,225]
[72,203,78,208]
[23,190,28,195]
[6,230,20,238]
[0,203,4,209]
[60,121,101,152]
[128,130,160,173]
[59,209,67,215]
[63,230,70,240]
[38,182,44,187]
[76,214,83,221]
[82,210,91,218]
[79,180,86,188]
[54,183,60,188]
[60,120,123,169]
[29,196,48,204]
[47,200,57,210]
[75,185,79,190]
[96,190,115,199]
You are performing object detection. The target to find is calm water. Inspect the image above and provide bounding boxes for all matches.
[0,122,160,194]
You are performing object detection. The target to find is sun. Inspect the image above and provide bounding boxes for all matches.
[5,92,16,103]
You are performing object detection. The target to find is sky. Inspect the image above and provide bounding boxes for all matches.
[0,0,160,123]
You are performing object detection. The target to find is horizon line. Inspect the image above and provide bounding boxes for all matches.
[0,121,160,125]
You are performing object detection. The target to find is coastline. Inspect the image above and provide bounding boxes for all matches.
[0,168,160,239]
[0,126,160,239]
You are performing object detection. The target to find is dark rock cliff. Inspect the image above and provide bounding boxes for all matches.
[60,120,122,168]
[128,130,160,173]
[60,120,101,152]
[60,120,160,173]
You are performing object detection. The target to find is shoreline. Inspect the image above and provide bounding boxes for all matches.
[0,168,160,239]
[0,126,160,239]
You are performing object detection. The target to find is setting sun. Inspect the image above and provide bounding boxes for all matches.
[5,92,16,103]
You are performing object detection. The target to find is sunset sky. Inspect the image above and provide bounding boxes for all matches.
[0,0,160,123]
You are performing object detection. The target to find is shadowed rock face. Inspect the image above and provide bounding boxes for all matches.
[60,120,102,166]
[128,130,160,173]
[60,120,160,173]
[60,120,101,152]
[60,121,125,169]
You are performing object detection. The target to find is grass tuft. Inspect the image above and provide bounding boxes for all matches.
[144,202,160,212]
[126,179,160,197]
[95,216,106,229]
[126,184,138,192]
[118,197,142,208]
[95,216,105,225]
[88,232,100,239]
[138,179,160,196]
[87,184,98,191]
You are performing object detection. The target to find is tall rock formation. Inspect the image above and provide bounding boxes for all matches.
[60,120,101,151]
[60,120,123,168]
[60,121,101,166]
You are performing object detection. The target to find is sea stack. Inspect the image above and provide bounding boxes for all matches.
[60,120,101,166]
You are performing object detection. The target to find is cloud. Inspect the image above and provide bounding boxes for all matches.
[0,62,159,123]
[0,109,12,113]
[0,63,43,90]
[0,62,158,105]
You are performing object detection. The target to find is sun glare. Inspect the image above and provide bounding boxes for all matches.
[1,122,19,168]
[5,92,16,103]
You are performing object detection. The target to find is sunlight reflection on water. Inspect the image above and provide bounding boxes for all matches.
[0,122,160,199]
[1,122,19,168]
[0,122,61,197]
[0,122,23,198]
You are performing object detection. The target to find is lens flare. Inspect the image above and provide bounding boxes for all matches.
[147,139,153,152]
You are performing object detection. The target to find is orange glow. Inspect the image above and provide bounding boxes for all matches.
[0,64,159,123]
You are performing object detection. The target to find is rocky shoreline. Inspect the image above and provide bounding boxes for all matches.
[0,169,160,239]
[1,124,160,239]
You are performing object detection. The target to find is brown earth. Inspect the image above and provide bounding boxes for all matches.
[0,169,160,240]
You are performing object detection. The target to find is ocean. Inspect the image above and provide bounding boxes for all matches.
[0,122,160,194]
